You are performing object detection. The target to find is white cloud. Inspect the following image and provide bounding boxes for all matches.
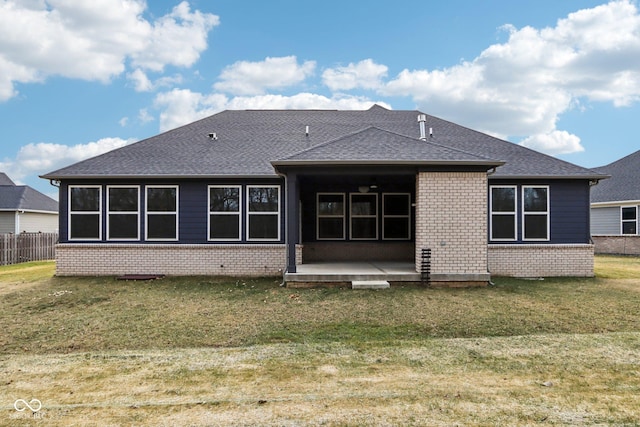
[154,88,390,132]
[138,108,155,124]
[1,137,135,182]
[0,0,218,101]
[519,131,584,155]
[127,68,184,92]
[119,117,129,127]
[380,0,640,155]
[131,1,219,71]
[322,59,388,91]
[213,56,316,96]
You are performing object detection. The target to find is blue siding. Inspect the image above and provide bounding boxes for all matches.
[489,179,591,244]
[59,179,284,244]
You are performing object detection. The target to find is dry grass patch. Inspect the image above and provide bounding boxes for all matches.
[1,256,640,425]
[2,335,639,425]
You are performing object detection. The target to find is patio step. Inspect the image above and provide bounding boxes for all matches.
[351,280,390,290]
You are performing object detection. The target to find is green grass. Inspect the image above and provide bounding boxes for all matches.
[0,256,639,425]
[1,259,639,354]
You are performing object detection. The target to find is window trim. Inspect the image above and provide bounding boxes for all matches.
[316,192,346,240]
[68,185,102,241]
[246,185,281,242]
[382,193,411,241]
[522,185,550,241]
[145,185,179,241]
[208,185,242,242]
[106,185,140,241]
[349,192,378,241]
[489,185,517,242]
[621,206,638,235]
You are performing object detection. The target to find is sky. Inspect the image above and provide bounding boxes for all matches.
[1,0,640,200]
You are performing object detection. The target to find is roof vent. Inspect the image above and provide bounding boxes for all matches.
[305,125,309,137]
[417,114,427,140]
[208,132,218,141]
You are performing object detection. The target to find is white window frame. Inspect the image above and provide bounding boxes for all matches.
[68,185,102,241]
[382,193,411,240]
[489,185,517,242]
[107,185,140,241]
[522,185,550,241]
[145,185,179,241]
[208,185,242,241]
[317,192,346,240]
[247,185,281,242]
[349,192,378,240]
[621,206,638,235]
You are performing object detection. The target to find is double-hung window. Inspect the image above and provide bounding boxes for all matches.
[317,193,345,240]
[69,186,102,240]
[490,186,516,241]
[107,186,139,240]
[209,186,241,240]
[622,207,637,235]
[247,186,280,240]
[523,186,549,241]
[382,193,411,240]
[146,186,178,240]
[350,193,378,240]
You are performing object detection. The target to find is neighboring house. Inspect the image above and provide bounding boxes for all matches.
[590,149,640,255]
[0,173,58,234]
[41,106,605,285]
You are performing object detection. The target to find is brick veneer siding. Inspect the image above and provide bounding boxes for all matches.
[55,244,302,276]
[592,235,640,256]
[415,172,489,279]
[488,244,594,277]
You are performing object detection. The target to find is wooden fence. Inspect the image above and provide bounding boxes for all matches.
[0,233,58,266]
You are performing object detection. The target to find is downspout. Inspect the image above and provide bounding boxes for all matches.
[588,179,602,245]
[486,167,497,286]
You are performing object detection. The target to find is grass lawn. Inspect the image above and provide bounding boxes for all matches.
[1,256,639,425]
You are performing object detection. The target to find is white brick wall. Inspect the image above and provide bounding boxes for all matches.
[488,244,594,277]
[415,172,489,276]
[55,244,302,276]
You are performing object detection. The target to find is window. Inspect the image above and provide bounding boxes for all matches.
[247,186,280,240]
[490,186,516,241]
[523,186,549,240]
[383,193,410,240]
[622,207,637,235]
[209,186,241,240]
[350,193,378,240]
[107,186,139,240]
[146,186,178,240]
[69,186,102,240]
[317,193,345,240]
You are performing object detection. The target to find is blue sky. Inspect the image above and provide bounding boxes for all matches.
[1,0,639,199]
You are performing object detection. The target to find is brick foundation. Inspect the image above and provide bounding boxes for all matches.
[488,244,594,277]
[55,244,302,276]
[592,235,640,256]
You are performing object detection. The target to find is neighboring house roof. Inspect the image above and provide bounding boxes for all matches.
[0,172,16,185]
[591,149,640,203]
[41,105,603,180]
[0,175,58,213]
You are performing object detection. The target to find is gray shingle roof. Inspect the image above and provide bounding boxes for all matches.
[274,126,503,166]
[591,149,640,203]
[42,105,603,180]
[0,173,16,185]
[0,179,58,212]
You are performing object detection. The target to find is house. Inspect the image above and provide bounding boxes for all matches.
[590,149,640,255]
[0,173,58,234]
[41,106,604,285]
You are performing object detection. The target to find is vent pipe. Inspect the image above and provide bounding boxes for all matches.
[305,125,309,137]
[417,114,427,140]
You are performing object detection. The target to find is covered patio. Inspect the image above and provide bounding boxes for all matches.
[284,261,421,288]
